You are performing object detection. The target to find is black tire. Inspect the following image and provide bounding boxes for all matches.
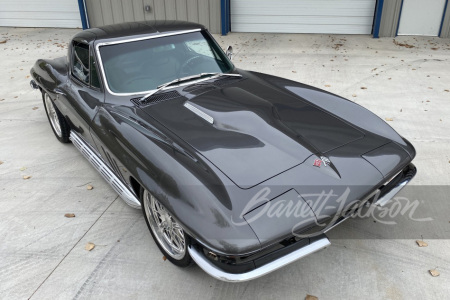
[42,91,70,143]
[140,187,193,267]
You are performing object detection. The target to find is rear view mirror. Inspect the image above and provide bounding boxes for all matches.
[226,46,233,60]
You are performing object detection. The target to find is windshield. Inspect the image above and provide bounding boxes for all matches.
[98,31,234,94]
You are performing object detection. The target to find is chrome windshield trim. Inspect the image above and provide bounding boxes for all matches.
[188,237,330,282]
[94,29,202,97]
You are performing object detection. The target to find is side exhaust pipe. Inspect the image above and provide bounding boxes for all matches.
[30,80,39,90]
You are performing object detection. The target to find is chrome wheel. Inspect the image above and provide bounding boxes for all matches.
[44,93,62,137]
[143,190,186,260]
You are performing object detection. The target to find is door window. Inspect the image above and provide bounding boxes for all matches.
[72,41,102,90]
[72,41,90,84]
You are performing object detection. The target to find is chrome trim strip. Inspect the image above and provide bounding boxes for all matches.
[184,102,214,124]
[82,0,90,28]
[376,166,416,207]
[94,29,201,97]
[70,131,141,209]
[188,237,330,282]
[376,180,409,207]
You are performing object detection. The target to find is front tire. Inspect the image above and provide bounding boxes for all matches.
[42,91,70,143]
[141,188,192,267]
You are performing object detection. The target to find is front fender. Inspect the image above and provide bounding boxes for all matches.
[90,105,261,255]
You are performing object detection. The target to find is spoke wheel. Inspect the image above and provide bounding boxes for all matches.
[42,91,70,143]
[44,93,62,137]
[142,189,191,264]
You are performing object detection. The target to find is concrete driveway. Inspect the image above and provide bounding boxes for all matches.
[0,27,449,299]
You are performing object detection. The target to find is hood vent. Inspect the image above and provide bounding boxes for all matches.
[213,76,244,87]
[183,83,217,96]
[131,90,181,106]
[182,76,245,95]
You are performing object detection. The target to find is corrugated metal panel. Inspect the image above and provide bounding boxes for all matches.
[0,0,82,28]
[198,0,210,29]
[176,0,188,21]
[86,0,104,26]
[153,0,166,20]
[209,0,220,33]
[230,0,376,34]
[441,1,450,38]
[378,0,402,37]
[85,0,221,33]
[187,0,199,22]
[111,0,125,24]
[122,1,135,22]
[100,0,114,25]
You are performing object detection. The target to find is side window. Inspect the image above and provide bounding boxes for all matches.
[90,52,101,89]
[72,41,90,84]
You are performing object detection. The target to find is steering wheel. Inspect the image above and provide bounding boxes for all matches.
[179,55,205,77]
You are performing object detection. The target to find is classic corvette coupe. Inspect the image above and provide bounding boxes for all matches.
[30,21,416,281]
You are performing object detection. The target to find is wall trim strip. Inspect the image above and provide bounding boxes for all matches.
[221,0,230,35]
[439,0,449,36]
[77,0,88,29]
[373,0,385,38]
[395,0,404,36]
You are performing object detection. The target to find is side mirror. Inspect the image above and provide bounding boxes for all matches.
[226,46,233,60]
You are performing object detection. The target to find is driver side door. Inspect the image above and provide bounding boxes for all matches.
[57,39,104,148]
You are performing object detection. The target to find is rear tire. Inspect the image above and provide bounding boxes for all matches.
[42,91,70,143]
[141,187,193,267]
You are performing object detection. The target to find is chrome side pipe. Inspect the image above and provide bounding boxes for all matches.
[70,131,141,209]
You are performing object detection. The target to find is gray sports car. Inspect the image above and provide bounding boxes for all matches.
[30,21,416,282]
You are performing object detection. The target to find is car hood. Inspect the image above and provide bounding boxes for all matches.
[139,76,365,189]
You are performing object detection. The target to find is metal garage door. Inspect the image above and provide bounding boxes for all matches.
[231,0,377,34]
[0,0,82,28]
[398,0,447,36]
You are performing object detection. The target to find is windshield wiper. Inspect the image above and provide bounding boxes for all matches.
[139,72,241,103]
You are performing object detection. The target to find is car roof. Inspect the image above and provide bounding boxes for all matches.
[73,20,206,43]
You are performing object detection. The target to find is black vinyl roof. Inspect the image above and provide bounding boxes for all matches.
[73,20,205,43]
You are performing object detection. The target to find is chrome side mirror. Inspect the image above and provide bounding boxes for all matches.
[226,46,233,60]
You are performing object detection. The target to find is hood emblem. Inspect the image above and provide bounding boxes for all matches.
[314,156,331,167]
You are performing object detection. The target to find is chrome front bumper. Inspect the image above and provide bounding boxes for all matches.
[189,163,416,282]
[188,237,330,282]
[375,163,417,207]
